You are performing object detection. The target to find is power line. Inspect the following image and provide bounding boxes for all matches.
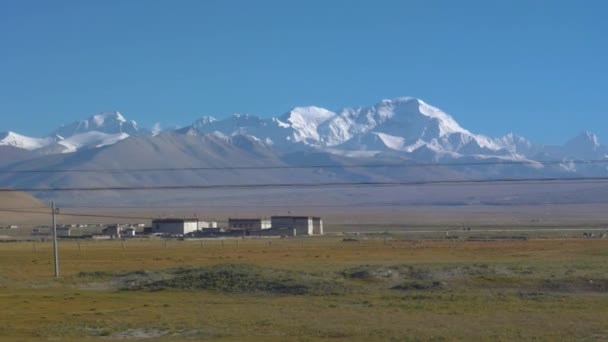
[1,176,608,192]
[0,206,50,210]
[1,208,607,229]
[0,158,607,174]
[0,208,158,221]
[50,200,608,210]
[63,204,413,209]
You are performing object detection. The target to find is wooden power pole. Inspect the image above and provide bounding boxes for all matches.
[51,202,59,277]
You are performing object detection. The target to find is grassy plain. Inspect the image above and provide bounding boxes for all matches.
[0,237,607,341]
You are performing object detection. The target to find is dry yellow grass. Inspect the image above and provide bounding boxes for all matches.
[0,238,607,341]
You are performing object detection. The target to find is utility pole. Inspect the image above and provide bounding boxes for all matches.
[51,202,59,277]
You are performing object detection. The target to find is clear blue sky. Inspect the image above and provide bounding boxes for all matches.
[1,0,606,144]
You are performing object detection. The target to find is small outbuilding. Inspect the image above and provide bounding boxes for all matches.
[102,224,123,238]
[57,227,71,237]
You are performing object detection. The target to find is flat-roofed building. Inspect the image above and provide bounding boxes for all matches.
[151,219,199,235]
[198,220,218,229]
[57,227,71,237]
[102,224,123,238]
[228,218,271,231]
[271,216,323,236]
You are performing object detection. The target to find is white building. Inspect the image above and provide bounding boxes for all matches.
[152,219,200,235]
[198,220,218,229]
[312,217,323,235]
[102,224,123,238]
[228,218,271,231]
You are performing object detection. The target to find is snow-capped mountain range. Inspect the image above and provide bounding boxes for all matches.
[1,97,606,166]
[0,112,139,154]
[173,97,606,163]
[3,96,608,208]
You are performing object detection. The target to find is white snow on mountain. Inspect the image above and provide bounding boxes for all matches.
[0,132,58,151]
[57,132,131,153]
[375,132,406,151]
[280,106,336,144]
[188,113,294,149]
[1,97,607,166]
[564,131,601,152]
[93,111,125,126]
[272,117,290,128]
[559,131,606,160]
[495,133,535,154]
[151,122,162,135]
[321,97,501,156]
[0,111,140,154]
[188,97,505,158]
[52,111,139,138]
[192,116,218,128]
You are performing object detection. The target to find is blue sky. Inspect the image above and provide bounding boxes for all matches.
[1,0,606,144]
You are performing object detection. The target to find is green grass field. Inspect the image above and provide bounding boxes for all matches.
[1,237,607,341]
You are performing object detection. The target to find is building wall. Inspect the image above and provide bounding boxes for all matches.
[198,221,218,229]
[228,219,271,231]
[103,226,121,236]
[57,228,71,237]
[312,217,323,235]
[152,220,199,235]
[184,221,199,234]
[271,217,314,236]
[302,217,314,236]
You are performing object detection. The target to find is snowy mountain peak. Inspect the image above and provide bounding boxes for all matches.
[1,97,606,164]
[360,97,469,138]
[191,116,219,131]
[580,131,600,147]
[283,106,336,123]
[375,96,419,108]
[0,131,58,151]
[495,133,534,152]
[92,111,127,126]
[52,111,139,138]
[565,131,601,151]
[386,96,418,103]
[281,106,336,144]
[194,116,217,126]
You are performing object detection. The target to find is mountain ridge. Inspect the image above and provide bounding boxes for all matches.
[1,97,606,167]
[1,97,608,207]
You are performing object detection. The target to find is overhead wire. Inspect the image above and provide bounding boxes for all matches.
[0,208,159,221]
[2,208,607,229]
[0,158,606,174]
[1,176,608,192]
